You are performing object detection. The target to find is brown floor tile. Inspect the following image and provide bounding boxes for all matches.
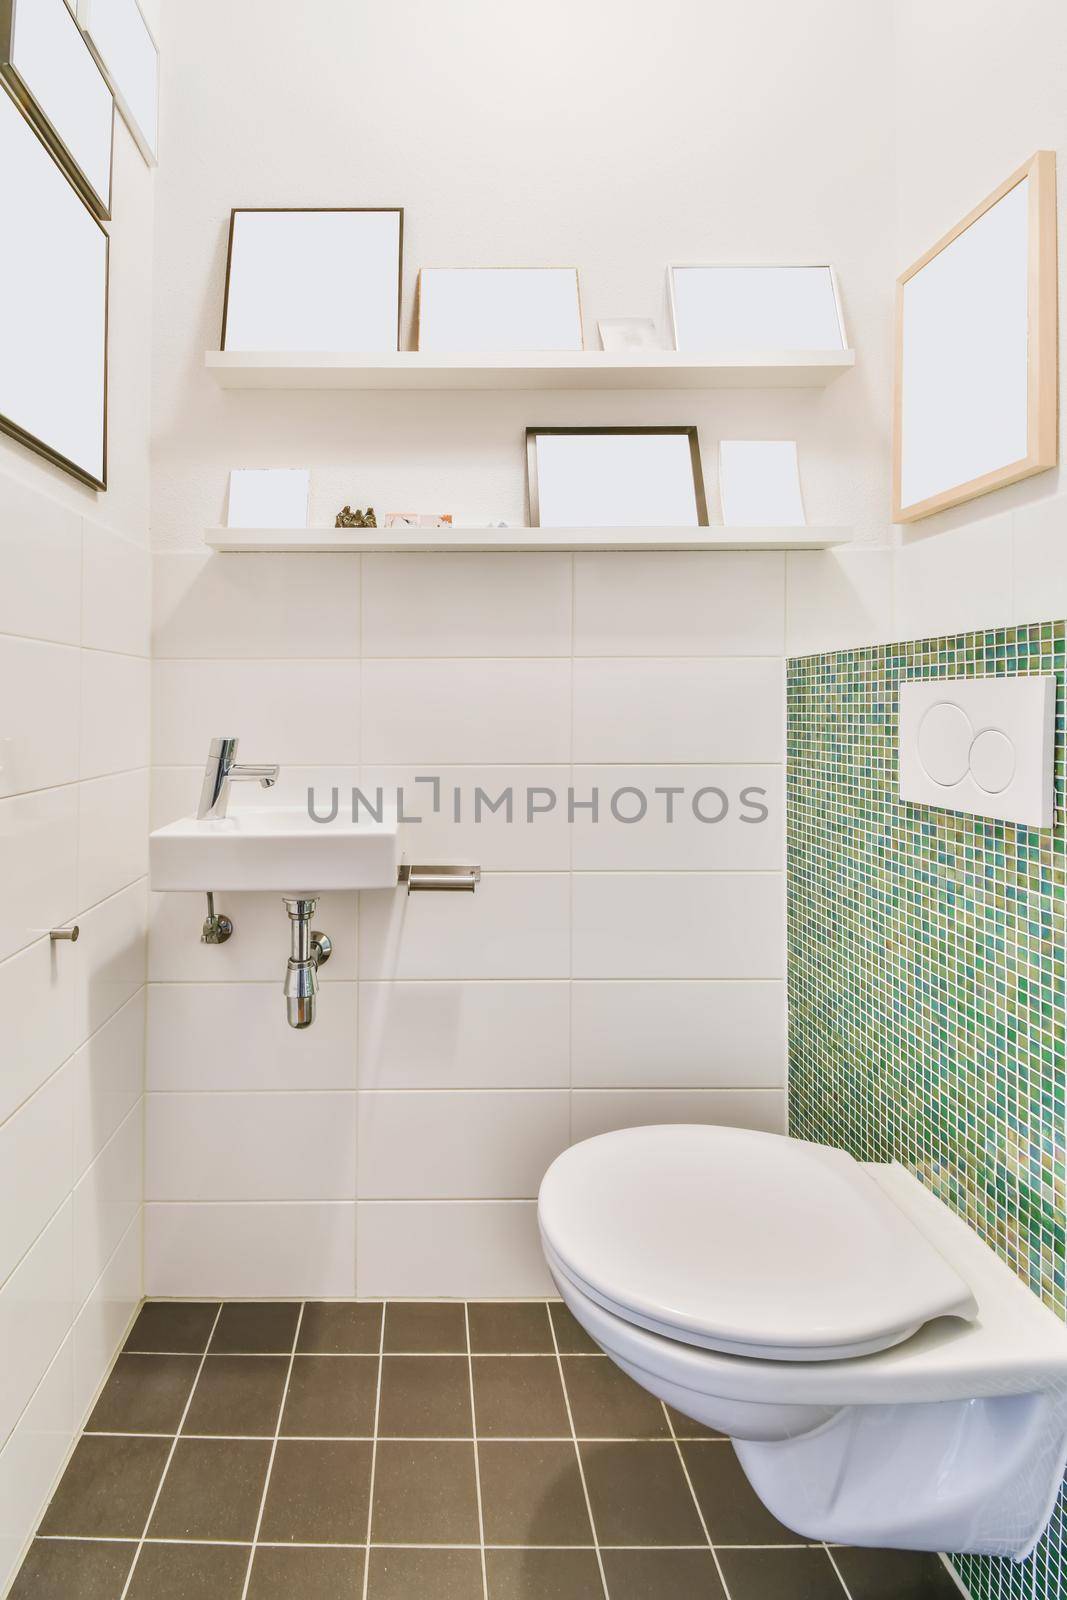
[86,1354,201,1434]
[210,1301,300,1354]
[147,1437,271,1540]
[383,1300,467,1352]
[247,1544,365,1599]
[665,1406,724,1439]
[259,1438,372,1543]
[468,1302,554,1353]
[833,1547,962,1598]
[580,1441,704,1546]
[549,1302,599,1353]
[486,1548,603,1599]
[473,1356,570,1437]
[601,1548,727,1599]
[124,1302,220,1354]
[717,1548,845,1600]
[562,1356,669,1438]
[125,1542,250,1600]
[281,1354,378,1436]
[181,1354,288,1436]
[680,1440,803,1544]
[38,1435,170,1538]
[478,1440,593,1546]
[8,1539,134,1599]
[371,1439,480,1544]
[367,1547,483,1599]
[298,1300,382,1353]
[377,1355,473,1436]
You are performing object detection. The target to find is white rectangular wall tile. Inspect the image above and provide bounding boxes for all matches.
[0,638,80,798]
[573,872,785,979]
[357,1090,569,1199]
[570,765,783,871]
[0,787,79,964]
[359,874,570,980]
[0,938,77,1126]
[894,512,1013,641]
[362,553,572,656]
[80,651,150,779]
[0,476,81,647]
[153,551,360,658]
[0,1202,74,1450]
[77,770,149,909]
[361,765,571,872]
[356,1201,552,1299]
[145,1091,357,1201]
[1013,496,1067,625]
[145,1202,356,1298]
[571,1088,787,1144]
[0,1334,75,1595]
[574,552,785,656]
[148,981,357,1090]
[571,980,786,1088]
[152,659,361,765]
[361,660,571,763]
[71,991,145,1179]
[72,1105,142,1307]
[358,980,569,1089]
[72,1212,140,1425]
[74,881,147,1042]
[785,548,895,656]
[0,1066,74,1288]
[148,888,356,982]
[573,659,784,762]
[82,521,151,656]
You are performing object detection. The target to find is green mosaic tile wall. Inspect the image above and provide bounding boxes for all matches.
[787,620,1066,1600]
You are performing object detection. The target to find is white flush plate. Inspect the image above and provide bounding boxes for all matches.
[899,677,1056,828]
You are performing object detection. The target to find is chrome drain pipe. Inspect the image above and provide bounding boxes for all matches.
[282,897,332,1029]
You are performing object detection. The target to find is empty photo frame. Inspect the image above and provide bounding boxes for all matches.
[719,441,806,526]
[78,0,158,165]
[0,84,108,488]
[893,151,1057,523]
[221,208,404,353]
[527,427,708,528]
[227,469,310,529]
[416,268,583,352]
[668,265,846,352]
[1,0,114,217]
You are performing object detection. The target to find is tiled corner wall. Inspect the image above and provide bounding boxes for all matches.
[0,474,150,1593]
[144,548,803,1299]
[787,620,1066,1600]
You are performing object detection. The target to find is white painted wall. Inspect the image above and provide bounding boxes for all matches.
[0,95,156,1594]
[143,0,896,1297]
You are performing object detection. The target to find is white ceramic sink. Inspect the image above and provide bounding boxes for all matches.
[149,806,399,892]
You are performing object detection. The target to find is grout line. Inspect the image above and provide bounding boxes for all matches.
[38,1534,814,1550]
[549,1310,610,1600]
[464,1303,489,1600]
[823,1543,856,1598]
[238,1301,305,1600]
[662,1402,733,1600]
[117,1302,225,1600]
[359,1300,387,1600]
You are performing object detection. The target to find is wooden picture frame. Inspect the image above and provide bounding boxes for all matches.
[893,151,1058,523]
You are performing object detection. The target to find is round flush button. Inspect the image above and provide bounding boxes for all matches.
[969,728,1016,793]
[917,702,973,787]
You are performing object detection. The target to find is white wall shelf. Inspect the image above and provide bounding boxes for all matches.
[204,349,856,390]
[205,526,852,554]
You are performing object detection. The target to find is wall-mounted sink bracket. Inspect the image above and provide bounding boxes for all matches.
[201,891,233,944]
[398,862,481,894]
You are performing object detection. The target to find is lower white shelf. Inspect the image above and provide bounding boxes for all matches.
[204,525,851,553]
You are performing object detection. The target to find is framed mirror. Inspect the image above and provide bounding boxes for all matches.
[527,426,708,528]
[0,84,108,489]
[1,0,114,218]
[893,151,1057,523]
[416,268,583,351]
[221,208,404,353]
[78,0,158,165]
[668,265,846,352]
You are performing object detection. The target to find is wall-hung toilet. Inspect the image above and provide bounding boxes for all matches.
[538,1125,1067,1560]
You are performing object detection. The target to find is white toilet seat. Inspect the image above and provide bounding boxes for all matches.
[539,1125,977,1361]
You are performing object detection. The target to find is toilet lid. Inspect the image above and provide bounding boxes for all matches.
[538,1126,978,1361]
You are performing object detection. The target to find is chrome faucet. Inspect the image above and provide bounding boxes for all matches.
[197,736,280,820]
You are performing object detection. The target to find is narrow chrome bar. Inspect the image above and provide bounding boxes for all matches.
[398,863,481,894]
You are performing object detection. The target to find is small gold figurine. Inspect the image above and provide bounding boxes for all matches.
[335,505,376,528]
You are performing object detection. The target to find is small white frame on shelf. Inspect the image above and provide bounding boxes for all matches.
[668,264,847,352]
[227,468,310,530]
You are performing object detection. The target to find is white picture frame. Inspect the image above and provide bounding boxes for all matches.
[718,441,806,526]
[668,264,846,353]
[527,427,708,529]
[222,208,404,354]
[0,84,108,489]
[416,268,583,352]
[77,0,157,166]
[1,0,114,218]
[227,469,311,529]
